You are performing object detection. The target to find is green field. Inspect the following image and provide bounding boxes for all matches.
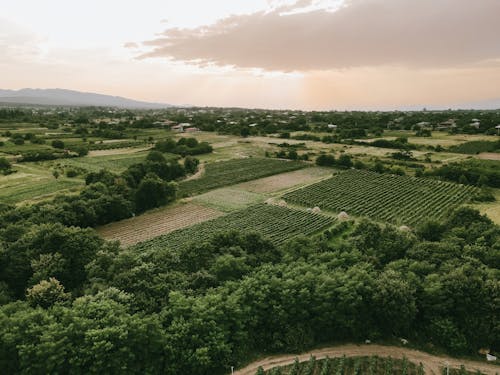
[178,158,307,196]
[283,170,479,226]
[132,204,334,251]
[0,164,83,204]
[191,187,267,212]
[45,152,178,174]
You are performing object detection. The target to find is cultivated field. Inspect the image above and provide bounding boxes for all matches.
[236,167,333,194]
[96,202,224,247]
[131,204,334,252]
[0,164,83,204]
[178,158,307,196]
[191,187,266,212]
[283,170,479,226]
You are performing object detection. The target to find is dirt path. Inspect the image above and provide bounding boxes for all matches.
[184,163,205,181]
[234,344,499,375]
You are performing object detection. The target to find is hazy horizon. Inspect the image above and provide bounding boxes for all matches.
[2,0,500,110]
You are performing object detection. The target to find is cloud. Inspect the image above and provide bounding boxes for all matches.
[123,42,139,49]
[0,18,44,63]
[138,0,500,71]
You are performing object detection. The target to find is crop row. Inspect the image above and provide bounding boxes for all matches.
[131,203,334,252]
[179,158,307,196]
[261,355,423,375]
[283,170,479,226]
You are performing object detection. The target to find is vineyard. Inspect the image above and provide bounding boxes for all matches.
[178,158,307,196]
[97,202,224,246]
[257,355,422,375]
[131,203,334,252]
[283,170,479,226]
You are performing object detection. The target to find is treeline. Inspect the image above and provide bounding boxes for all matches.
[0,206,498,374]
[425,159,500,188]
[154,137,213,156]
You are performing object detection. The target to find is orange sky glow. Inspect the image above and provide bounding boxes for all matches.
[1,0,500,110]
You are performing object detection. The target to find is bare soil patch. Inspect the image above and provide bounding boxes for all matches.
[96,202,224,247]
[88,147,151,157]
[477,152,500,161]
[236,167,333,194]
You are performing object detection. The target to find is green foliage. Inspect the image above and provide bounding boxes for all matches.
[0,157,11,173]
[316,154,336,167]
[26,278,70,308]
[448,140,500,154]
[184,155,200,174]
[51,139,65,149]
[132,204,334,252]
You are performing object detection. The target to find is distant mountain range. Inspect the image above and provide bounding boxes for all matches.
[0,88,172,109]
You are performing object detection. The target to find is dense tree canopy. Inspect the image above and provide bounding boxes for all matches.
[0,204,498,374]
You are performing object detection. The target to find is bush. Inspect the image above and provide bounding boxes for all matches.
[66,169,78,178]
[51,139,65,149]
[0,157,11,172]
[316,154,336,167]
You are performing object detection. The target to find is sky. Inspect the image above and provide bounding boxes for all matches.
[1,0,500,110]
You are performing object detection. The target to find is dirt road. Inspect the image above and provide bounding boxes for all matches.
[234,344,499,375]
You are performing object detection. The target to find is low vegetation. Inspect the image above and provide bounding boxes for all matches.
[131,203,334,252]
[283,170,478,225]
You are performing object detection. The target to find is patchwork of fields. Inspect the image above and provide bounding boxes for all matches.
[178,158,306,196]
[131,204,334,252]
[283,169,479,226]
[97,202,224,247]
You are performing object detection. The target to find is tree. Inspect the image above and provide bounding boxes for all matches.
[184,156,199,174]
[337,154,353,168]
[146,150,166,163]
[135,174,168,212]
[52,170,60,179]
[26,278,70,308]
[51,139,65,149]
[316,154,336,167]
[416,220,445,241]
[0,157,11,172]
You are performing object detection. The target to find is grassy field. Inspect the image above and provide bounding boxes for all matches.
[0,163,83,204]
[131,204,334,251]
[191,188,267,212]
[283,170,478,226]
[45,151,177,174]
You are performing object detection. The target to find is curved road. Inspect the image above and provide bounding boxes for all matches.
[234,344,499,375]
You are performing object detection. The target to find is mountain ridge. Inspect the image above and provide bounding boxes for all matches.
[0,88,172,108]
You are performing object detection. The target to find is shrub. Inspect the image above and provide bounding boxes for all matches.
[51,139,65,149]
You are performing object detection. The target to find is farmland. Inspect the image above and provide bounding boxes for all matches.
[191,187,266,212]
[236,167,333,194]
[1,106,499,375]
[131,203,334,251]
[283,170,479,226]
[178,158,307,196]
[258,355,421,375]
[97,202,224,247]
